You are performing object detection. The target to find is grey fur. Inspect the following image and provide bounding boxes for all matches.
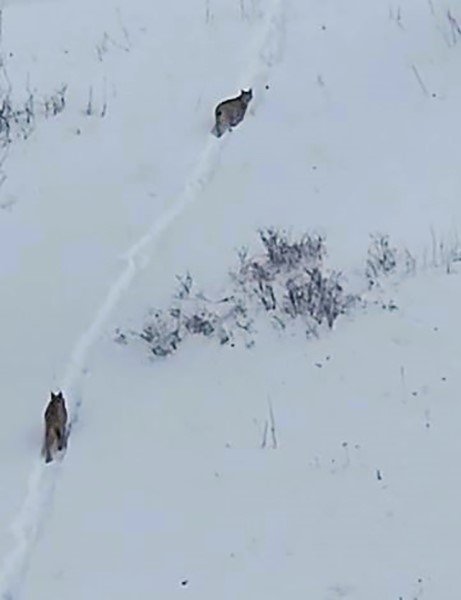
[212,89,253,138]
[42,391,68,463]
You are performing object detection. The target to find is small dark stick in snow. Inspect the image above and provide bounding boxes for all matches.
[86,86,93,116]
[376,469,383,481]
[342,442,350,468]
[411,64,430,97]
[424,409,431,429]
[261,419,269,449]
[268,398,278,449]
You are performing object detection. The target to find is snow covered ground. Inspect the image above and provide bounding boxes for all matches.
[0,0,461,598]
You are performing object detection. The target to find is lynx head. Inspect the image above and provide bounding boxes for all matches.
[51,390,64,405]
[240,89,253,105]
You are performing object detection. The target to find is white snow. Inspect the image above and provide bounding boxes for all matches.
[0,0,460,598]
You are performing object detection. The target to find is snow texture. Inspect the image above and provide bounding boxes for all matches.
[0,0,461,599]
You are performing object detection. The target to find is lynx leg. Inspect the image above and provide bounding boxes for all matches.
[44,428,56,463]
[44,437,53,463]
[214,121,223,138]
[214,109,226,138]
[56,428,63,452]
[56,426,67,451]
[41,437,47,460]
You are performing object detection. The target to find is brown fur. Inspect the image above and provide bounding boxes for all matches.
[42,391,68,463]
[213,89,253,138]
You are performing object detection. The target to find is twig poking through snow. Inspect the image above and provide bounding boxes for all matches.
[389,6,405,30]
[205,0,212,24]
[268,398,278,449]
[447,10,461,45]
[86,86,93,116]
[101,78,108,118]
[400,365,407,404]
[240,0,247,21]
[116,7,132,50]
[260,420,269,449]
[430,227,438,267]
[411,64,429,97]
[342,441,350,468]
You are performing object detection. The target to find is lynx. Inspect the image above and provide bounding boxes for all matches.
[212,89,253,138]
[42,391,68,463]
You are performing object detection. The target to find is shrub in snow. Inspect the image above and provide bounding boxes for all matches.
[139,308,182,357]
[0,94,35,143]
[231,229,354,333]
[365,233,398,288]
[119,230,357,359]
[43,85,67,118]
[0,84,67,146]
[259,228,325,271]
[283,269,346,328]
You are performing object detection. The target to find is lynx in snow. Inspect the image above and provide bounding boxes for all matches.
[212,89,253,137]
[42,390,68,463]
